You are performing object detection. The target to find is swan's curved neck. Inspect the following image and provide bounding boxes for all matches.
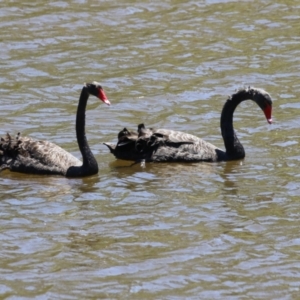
[66,87,98,176]
[220,91,251,160]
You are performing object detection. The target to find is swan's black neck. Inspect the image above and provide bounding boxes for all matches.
[66,87,98,177]
[220,90,254,160]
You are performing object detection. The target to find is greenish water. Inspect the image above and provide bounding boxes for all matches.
[1,0,300,299]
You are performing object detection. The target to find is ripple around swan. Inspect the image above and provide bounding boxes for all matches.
[1,0,300,299]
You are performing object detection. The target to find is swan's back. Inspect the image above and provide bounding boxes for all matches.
[154,129,205,144]
[0,133,81,175]
[139,129,222,162]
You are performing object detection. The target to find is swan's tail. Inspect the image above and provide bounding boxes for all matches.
[103,143,116,154]
[0,133,22,171]
[0,132,22,154]
[0,133,21,154]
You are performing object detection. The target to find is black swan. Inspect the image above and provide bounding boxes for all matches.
[104,87,273,163]
[0,82,110,177]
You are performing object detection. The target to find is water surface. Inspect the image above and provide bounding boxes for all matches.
[1,0,300,299]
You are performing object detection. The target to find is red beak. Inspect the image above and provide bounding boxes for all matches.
[263,104,272,124]
[98,88,110,106]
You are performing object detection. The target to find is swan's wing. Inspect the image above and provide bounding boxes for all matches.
[137,123,154,139]
[154,129,202,144]
[18,136,81,166]
[118,128,138,141]
[134,128,221,162]
[151,139,222,162]
[0,134,81,174]
[116,128,138,146]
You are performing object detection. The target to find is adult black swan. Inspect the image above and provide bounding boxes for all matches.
[104,87,273,163]
[0,82,110,177]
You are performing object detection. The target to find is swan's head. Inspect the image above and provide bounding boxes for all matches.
[250,87,273,124]
[85,81,111,105]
